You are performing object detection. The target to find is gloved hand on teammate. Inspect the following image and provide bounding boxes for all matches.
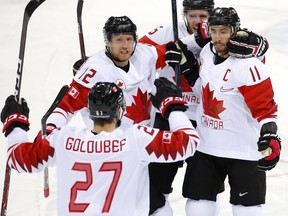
[1,95,30,137]
[165,39,199,86]
[150,77,188,119]
[257,122,281,171]
[228,28,269,58]
[194,21,211,48]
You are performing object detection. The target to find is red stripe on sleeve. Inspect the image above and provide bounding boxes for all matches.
[58,80,90,114]
[9,139,55,173]
[238,78,277,122]
[139,35,167,70]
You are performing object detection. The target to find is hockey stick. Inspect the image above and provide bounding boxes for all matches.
[171,0,182,89]
[1,1,46,215]
[77,0,87,61]
[42,85,69,198]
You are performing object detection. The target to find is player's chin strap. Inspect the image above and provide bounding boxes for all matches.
[116,120,122,128]
[210,42,217,56]
[116,104,125,128]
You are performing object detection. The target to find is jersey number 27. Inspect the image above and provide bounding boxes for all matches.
[69,161,122,213]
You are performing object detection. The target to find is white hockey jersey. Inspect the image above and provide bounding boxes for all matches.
[47,43,166,130]
[7,111,199,216]
[195,43,278,160]
[139,22,200,120]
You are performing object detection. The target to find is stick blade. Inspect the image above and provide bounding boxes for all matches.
[25,0,46,17]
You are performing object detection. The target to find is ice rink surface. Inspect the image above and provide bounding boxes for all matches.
[0,0,287,215]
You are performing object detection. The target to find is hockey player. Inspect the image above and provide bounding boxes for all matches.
[174,7,280,216]
[1,78,200,216]
[46,15,168,132]
[139,1,213,214]
[139,0,269,215]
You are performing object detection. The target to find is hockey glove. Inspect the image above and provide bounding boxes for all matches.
[165,41,181,66]
[227,28,269,58]
[72,59,85,76]
[1,95,30,137]
[194,22,211,48]
[257,122,281,171]
[150,77,187,119]
[165,40,199,86]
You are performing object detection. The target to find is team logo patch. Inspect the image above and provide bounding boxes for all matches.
[202,83,226,119]
[162,131,172,144]
[124,89,151,124]
[116,79,126,89]
[68,87,79,98]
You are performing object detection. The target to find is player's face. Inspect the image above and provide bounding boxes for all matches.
[185,9,209,34]
[210,25,232,57]
[107,33,136,65]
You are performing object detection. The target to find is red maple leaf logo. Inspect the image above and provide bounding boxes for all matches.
[116,79,126,88]
[202,83,226,119]
[124,88,151,124]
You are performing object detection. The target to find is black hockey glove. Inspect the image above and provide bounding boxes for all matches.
[257,122,281,171]
[72,58,85,76]
[165,41,182,66]
[1,95,30,137]
[227,28,269,58]
[150,77,187,119]
[194,22,211,48]
[165,40,199,86]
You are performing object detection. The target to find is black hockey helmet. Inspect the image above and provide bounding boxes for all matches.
[103,16,137,42]
[208,7,240,33]
[88,82,125,121]
[182,0,215,13]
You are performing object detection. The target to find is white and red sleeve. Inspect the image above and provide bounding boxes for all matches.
[237,59,278,125]
[135,111,199,162]
[47,80,90,127]
[7,128,55,173]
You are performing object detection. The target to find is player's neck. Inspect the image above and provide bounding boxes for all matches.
[113,59,129,67]
[93,123,116,134]
[214,53,228,65]
[113,60,130,72]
